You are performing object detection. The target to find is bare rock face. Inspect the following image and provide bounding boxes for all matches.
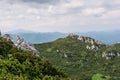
[68,33,102,45]
[102,52,120,60]
[86,45,99,51]
[68,34,101,51]
[16,36,40,55]
[77,35,102,45]
[3,34,14,42]
[0,30,40,55]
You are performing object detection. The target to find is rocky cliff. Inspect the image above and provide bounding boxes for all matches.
[0,31,39,55]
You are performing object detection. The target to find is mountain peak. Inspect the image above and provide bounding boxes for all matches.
[67,33,102,45]
[0,31,40,55]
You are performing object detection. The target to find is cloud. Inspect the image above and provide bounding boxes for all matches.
[81,7,106,16]
[0,20,13,26]
[20,0,59,4]
[0,0,120,32]
[48,0,84,15]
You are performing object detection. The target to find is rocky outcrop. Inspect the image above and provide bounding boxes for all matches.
[16,36,40,55]
[3,34,14,42]
[77,35,102,45]
[102,52,120,59]
[0,31,39,55]
[68,34,101,51]
[86,45,99,51]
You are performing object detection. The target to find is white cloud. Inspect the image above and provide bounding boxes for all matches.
[0,20,14,26]
[101,9,120,19]
[63,0,84,8]
[48,0,84,14]
[81,7,106,16]
[0,0,120,32]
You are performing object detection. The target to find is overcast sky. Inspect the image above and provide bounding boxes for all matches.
[0,0,120,33]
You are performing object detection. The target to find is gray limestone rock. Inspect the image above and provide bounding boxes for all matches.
[16,36,40,55]
[3,34,14,42]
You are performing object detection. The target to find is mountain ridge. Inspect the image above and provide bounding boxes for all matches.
[5,30,120,44]
[35,34,120,80]
[0,31,120,80]
[0,31,70,80]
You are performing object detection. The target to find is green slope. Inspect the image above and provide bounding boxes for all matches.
[0,36,70,80]
[35,35,120,80]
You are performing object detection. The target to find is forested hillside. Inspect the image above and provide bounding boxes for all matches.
[35,34,120,80]
[0,33,120,80]
[0,36,70,80]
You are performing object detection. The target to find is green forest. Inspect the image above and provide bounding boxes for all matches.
[0,36,70,80]
[0,34,120,80]
[35,34,120,80]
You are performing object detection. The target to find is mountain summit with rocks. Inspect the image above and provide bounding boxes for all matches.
[0,31,40,55]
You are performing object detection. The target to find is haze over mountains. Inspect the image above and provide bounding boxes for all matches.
[4,29,120,44]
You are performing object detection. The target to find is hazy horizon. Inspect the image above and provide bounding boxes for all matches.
[0,0,120,33]
[2,29,120,34]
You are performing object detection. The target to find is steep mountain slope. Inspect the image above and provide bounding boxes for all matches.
[0,36,70,80]
[35,34,120,80]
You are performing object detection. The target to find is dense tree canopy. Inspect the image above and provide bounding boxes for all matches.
[35,35,120,80]
[0,36,70,80]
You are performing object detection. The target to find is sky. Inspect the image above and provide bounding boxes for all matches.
[0,0,120,33]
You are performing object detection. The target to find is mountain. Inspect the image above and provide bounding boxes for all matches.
[0,34,70,80]
[35,34,120,80]
[5,30,120,44]
[75,30,120,44]
[11,32,67,44]
[1,31,120,80]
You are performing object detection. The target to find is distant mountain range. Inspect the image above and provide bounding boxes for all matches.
[10,32,67,44]
[4,30,120,44]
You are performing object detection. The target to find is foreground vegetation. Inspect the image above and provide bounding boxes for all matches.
[0,36,70,80]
